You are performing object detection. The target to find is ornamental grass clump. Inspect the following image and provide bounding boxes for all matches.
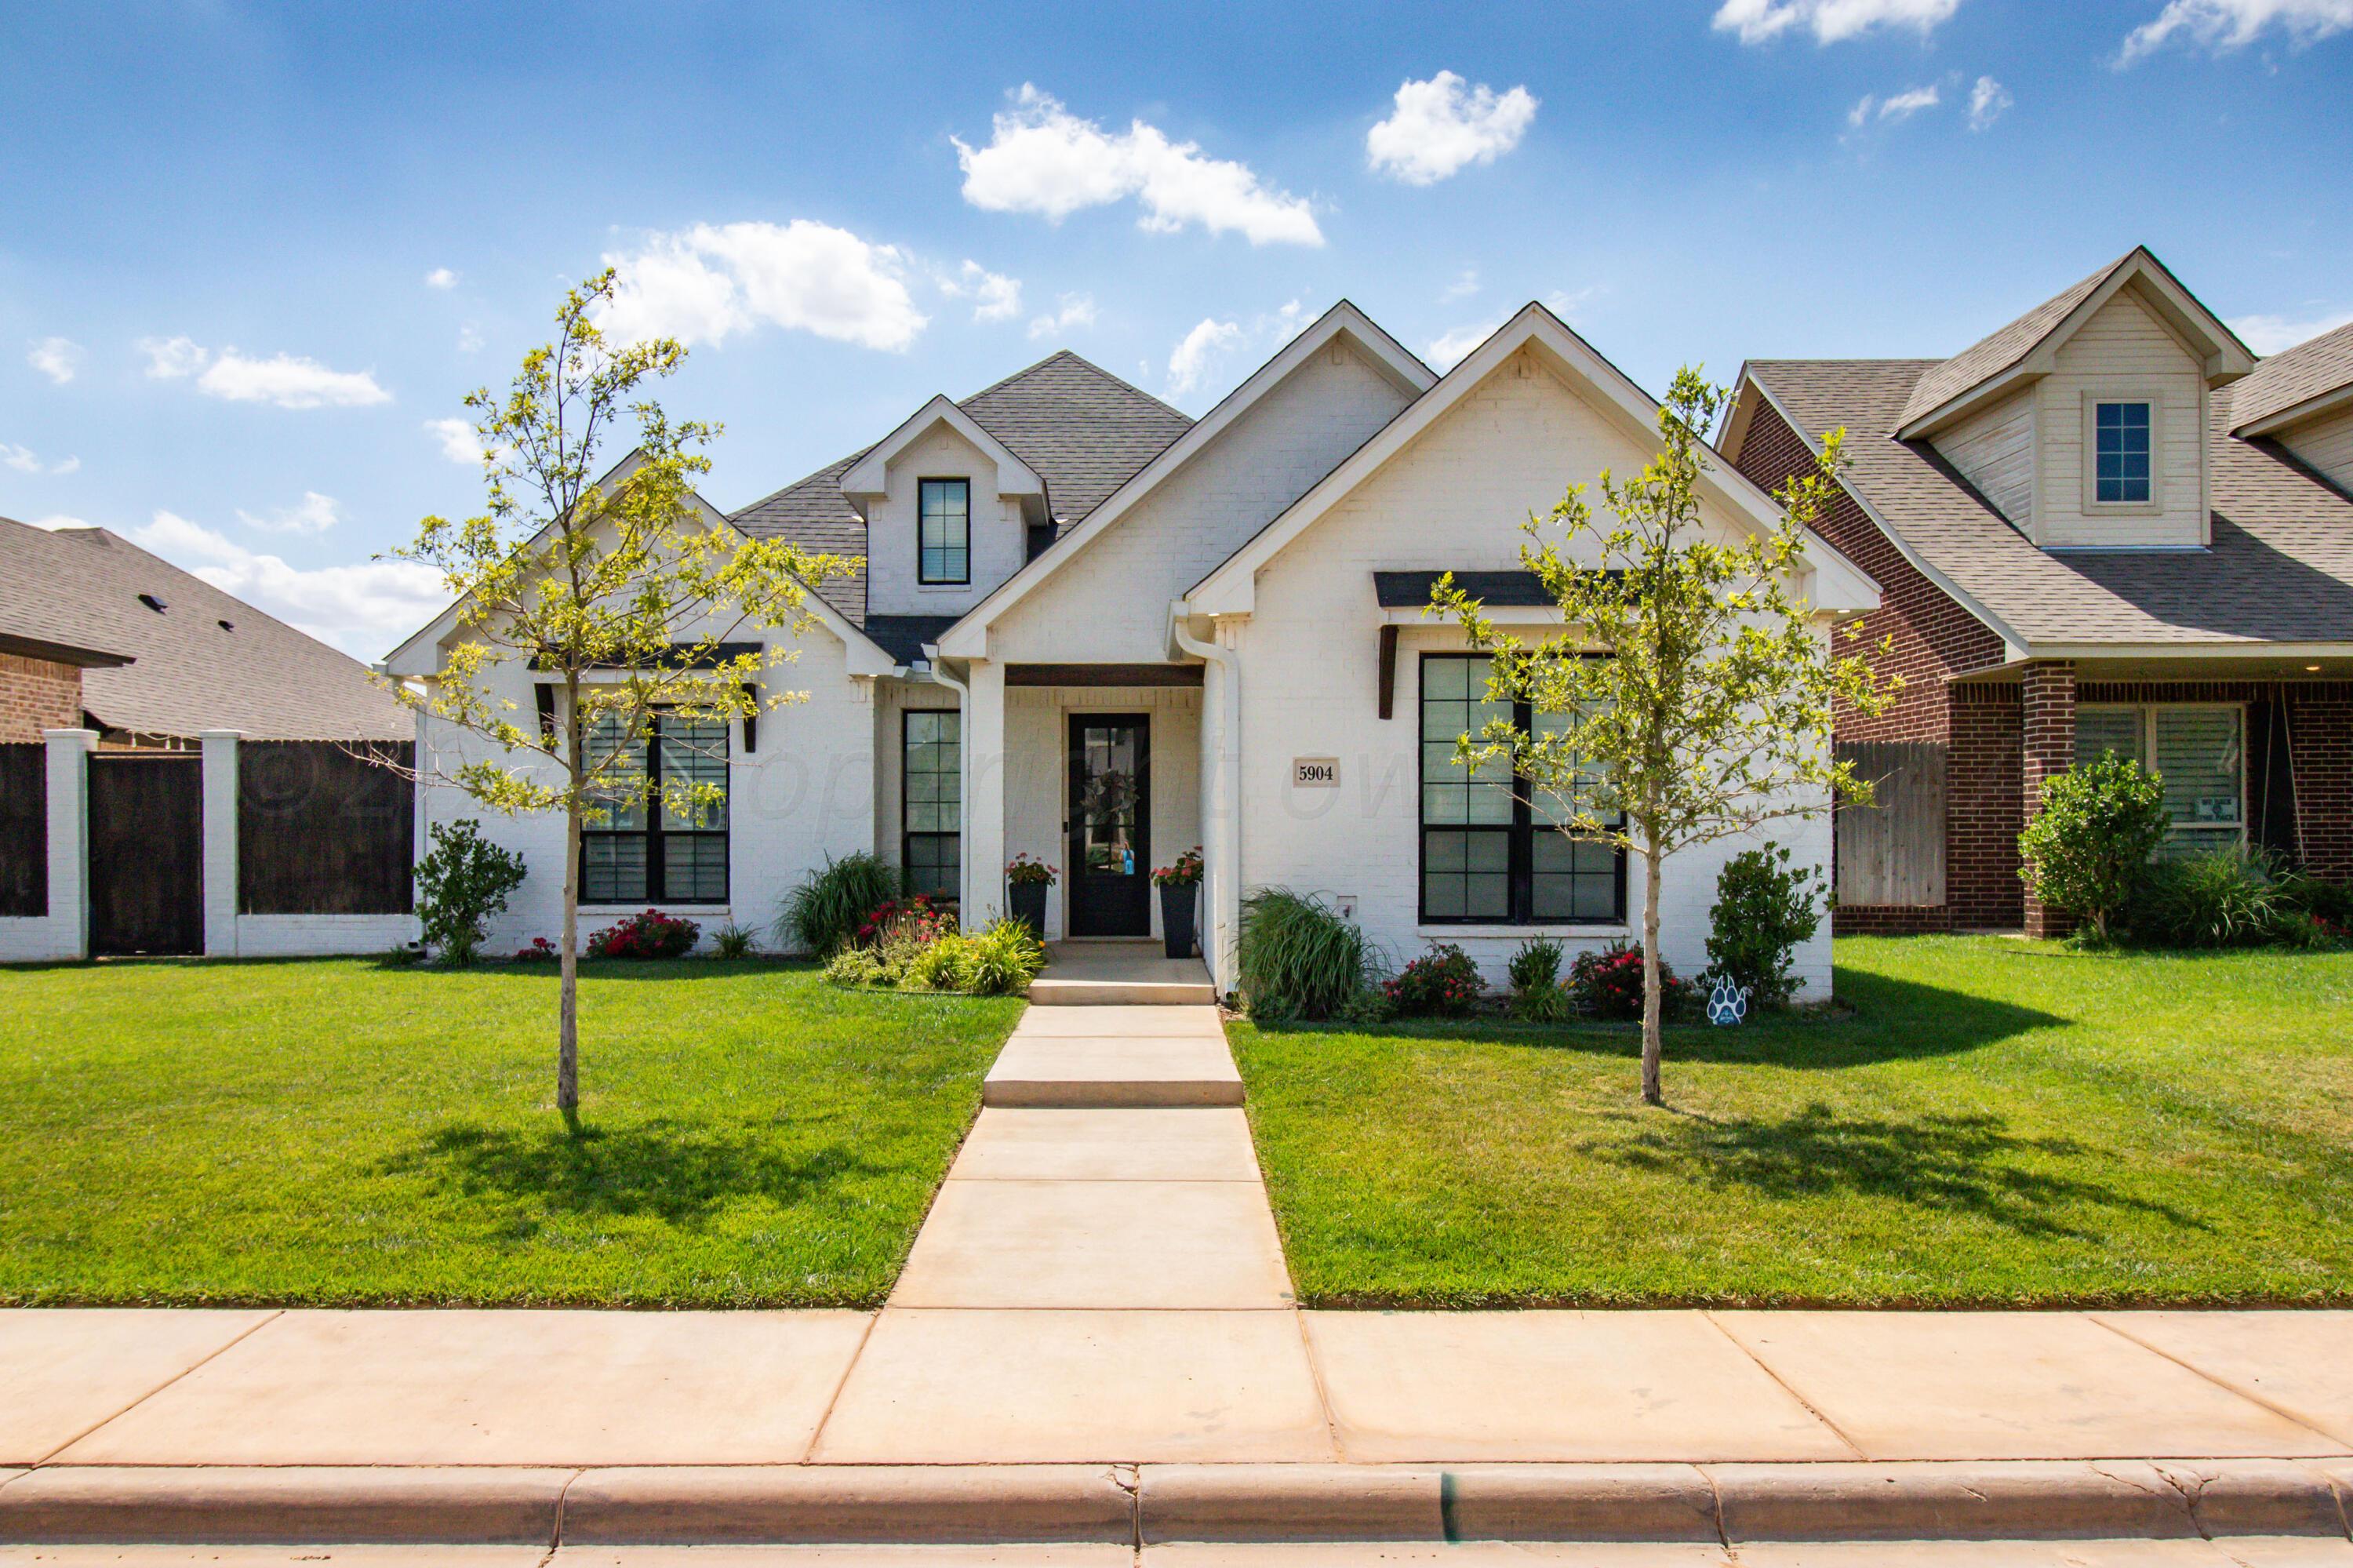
[779,852,902,956]
[1507,937,1576,1022]
[2128,847,2282,949]
[1238,888,1376,1021]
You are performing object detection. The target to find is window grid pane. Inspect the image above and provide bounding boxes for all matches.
[580,706,729,906]
[2094,402,2151,504]
[904,709,962,899]
[918,479,971,584]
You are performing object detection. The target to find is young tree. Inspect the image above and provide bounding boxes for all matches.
[389,271,854,1126]
[1434,368,1896,1106]
[2016,754,2169,943]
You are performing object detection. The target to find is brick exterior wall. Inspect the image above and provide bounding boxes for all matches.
[1947,684,2024,930]
[2019,661,2078,939]
[2285,686,2353,879]
[0,654,82,742]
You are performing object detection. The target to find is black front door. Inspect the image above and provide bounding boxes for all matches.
[87,751,205,956]
[1066,714,1150,937]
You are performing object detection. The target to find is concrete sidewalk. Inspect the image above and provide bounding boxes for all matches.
[5,988,2353,1557]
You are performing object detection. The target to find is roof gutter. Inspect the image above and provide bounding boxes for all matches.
[1168,601,1238,993]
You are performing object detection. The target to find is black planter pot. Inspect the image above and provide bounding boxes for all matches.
[1158,881,1198,960]
[1008,880,1049,937]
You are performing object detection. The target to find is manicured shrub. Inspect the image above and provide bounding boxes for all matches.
[1238,888,1376,1021]
[414,819,528,966]
[822,946,886,988]
[586,908,701,959]
[1569,940,1690,1022]
[2017,756,2169,943]
[710,922,757,959]
[778,852,900,956]
[958,918,1047,996]
[1704,846,1825,1009]
[2127,848,2282,949]
[1384,944,1483,1018]
[904,933,973,991]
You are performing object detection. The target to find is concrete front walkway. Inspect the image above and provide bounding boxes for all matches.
[5,984,2353,1557]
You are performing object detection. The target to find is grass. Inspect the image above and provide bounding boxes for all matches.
[1232,936,2353,1310]
[0,957,1021,1308]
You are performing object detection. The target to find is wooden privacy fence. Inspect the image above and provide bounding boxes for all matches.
[0,743,43,918]
[238,740,415,915]
[1835,740,1947,908]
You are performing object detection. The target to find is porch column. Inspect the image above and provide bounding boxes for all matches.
[200,730,242,958]
[2020,660,2076,940]
[964,657,1007,925]
[42,728,96,961]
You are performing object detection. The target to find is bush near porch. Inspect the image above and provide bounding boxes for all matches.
[1233,935,2353,1310]
[0,959,1020,1308]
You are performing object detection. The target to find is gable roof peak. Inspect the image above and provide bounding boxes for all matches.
[2228,318,2353,436]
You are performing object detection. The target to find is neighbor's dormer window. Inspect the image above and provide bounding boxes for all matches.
[918,478,970,585]
[2093,401,2151,504]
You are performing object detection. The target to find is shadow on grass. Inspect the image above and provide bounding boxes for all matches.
[1247,969,2068,1069]
[380,1117,891,1228]
[363,955,816,980]
[1593,1101,2203,1240]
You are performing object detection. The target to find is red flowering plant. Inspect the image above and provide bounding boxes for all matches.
[1383,943,1485,1019]
[585,908,702,959]
[854,893,955,948]
[1004,853,1058,886]
[1568,940,1691,1022]
[514,936,559,963]
[1151,847,1205,888]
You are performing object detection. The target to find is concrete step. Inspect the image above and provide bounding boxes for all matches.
[982,1030,1243,1108]
[1028,976,1217,1006]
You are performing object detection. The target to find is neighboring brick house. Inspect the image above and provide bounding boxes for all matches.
[1723,247,2353,937]
[0,515,408,747]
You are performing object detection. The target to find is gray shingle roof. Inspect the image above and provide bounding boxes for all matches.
[1749,360,2353,648]
[2229,319,2353,433]
[1896,254,2129,431]
[729,351,1192,629]
[0,518,412,740]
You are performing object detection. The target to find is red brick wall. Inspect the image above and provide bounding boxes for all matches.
[0,654,81,743]
[2285,687,2353,879]
[2019,661,2078,938]
[1949,684,2024,930]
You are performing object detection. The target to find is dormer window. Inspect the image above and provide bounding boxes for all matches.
[918,478,970,585]
[2093,400,2152,504]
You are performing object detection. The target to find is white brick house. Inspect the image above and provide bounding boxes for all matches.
[383,302,1879,991]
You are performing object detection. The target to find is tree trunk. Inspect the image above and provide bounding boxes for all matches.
[558,678,581,1131]
[1641,835,1664,1107]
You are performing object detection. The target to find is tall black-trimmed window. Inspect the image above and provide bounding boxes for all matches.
[902,708,961,900]
[918,478,970,584]
[1419,653,1624,926]
[580,710,729,904]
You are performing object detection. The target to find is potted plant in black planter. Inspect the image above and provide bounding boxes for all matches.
[1005,853,1056,937]
[1150,846,1203,960]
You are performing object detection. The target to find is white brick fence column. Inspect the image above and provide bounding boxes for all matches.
[200,729,242,957]
[37,728,94,961]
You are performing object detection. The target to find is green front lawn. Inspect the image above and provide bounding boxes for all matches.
[1234,937,2353,1309]
[0,959,1020,1308]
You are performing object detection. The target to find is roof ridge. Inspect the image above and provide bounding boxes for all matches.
[960,347,1191,424]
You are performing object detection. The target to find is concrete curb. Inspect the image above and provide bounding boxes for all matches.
[2,1460,2349,1547]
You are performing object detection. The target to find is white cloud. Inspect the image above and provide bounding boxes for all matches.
[1967,75,2014,129]
[1166,318,1245,398]
[138,335,208,379]
[424,417,492,465]
[1848,84,1941,126]
[457,323,484,353]
[955,84,1323,247]
[1027,293,1099,341]
[424,267,459,289]
[1714,0,1962,42]
[1263,300,1309,344]
[235,490,340,535]
[1442,268,1481,303]
[137,336,389,407]
[27,337,82,384]
[1366,71,1539,185]
[27,515,89,531]
[2120,0,2353,60]
[2228,307,2353,354]
[598,219,926,352]
[128,511,447,661]
[939,260,1024,322]
[1427,316,1507,369]
[1,442,78,475]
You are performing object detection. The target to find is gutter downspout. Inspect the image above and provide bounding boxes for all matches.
[1169,602,1238,993]
[921,647,973,916]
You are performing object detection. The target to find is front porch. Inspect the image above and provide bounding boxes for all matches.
[1029,938,1215,1006]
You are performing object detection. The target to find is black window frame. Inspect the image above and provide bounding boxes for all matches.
[579,708,731,906]
[1417,652,1627,928]
[918,477,972,586]
[901,708,962,902]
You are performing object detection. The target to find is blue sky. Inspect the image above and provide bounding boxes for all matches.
[5,0,2350,659]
